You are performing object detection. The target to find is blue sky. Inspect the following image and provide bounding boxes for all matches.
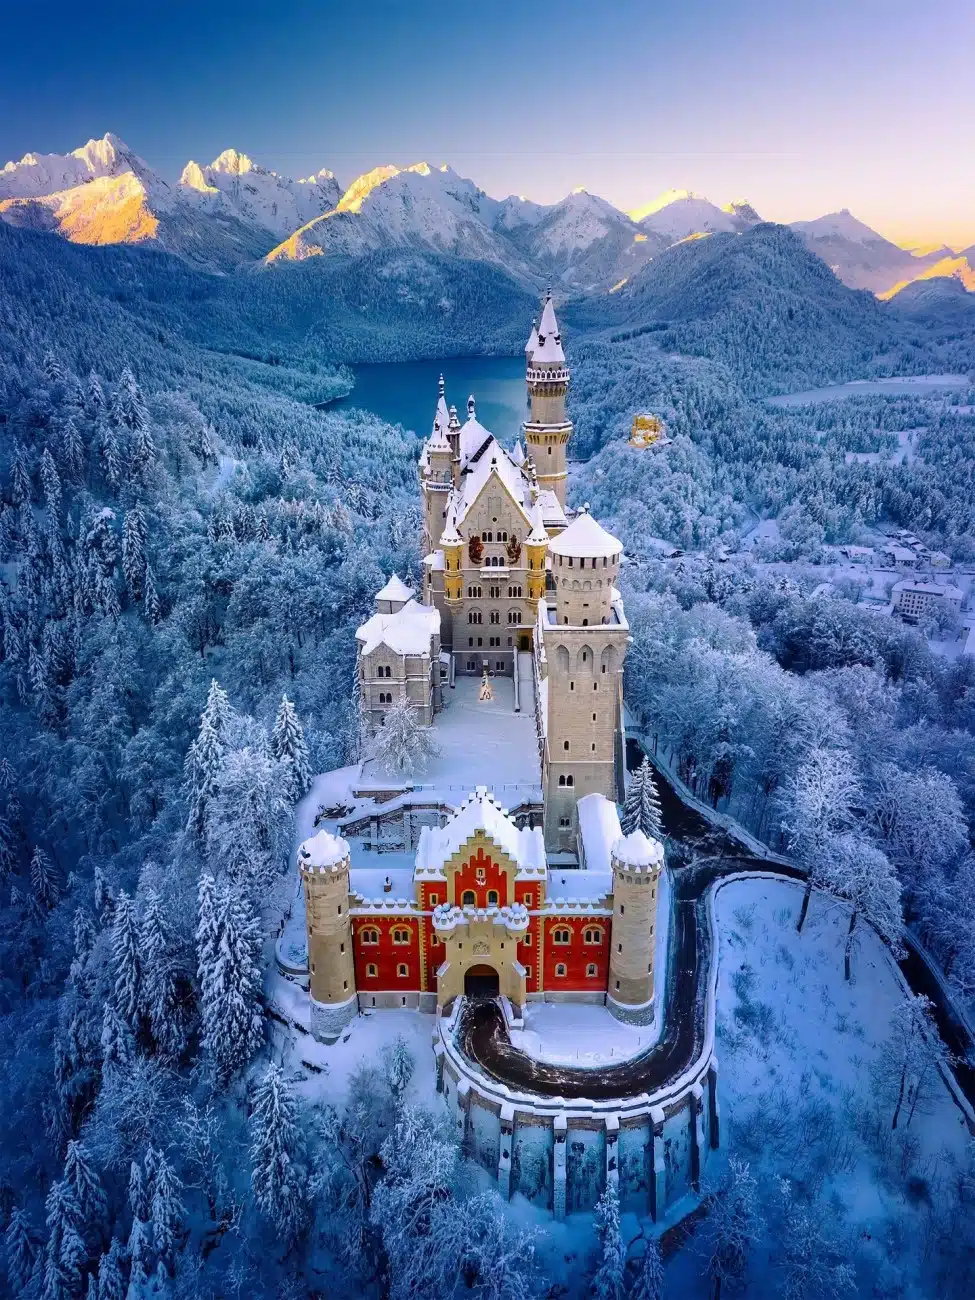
[2,0,972,246]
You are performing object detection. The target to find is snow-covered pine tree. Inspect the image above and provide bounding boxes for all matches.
[372,698,439,776]
[100,1003,134,1073]
[63,1140,107,1229]
[270,694,312,803]
[620,757,664,839]
[825,833,902,981]
[93,866,113,921]
[97,418,122,493]
[184,681,231,836]
[139,889,186,1060]
[111,892,141,1032]
[128,1161,149,1222]
[96,1239,125,1300]
[142,565,160,625]
[591,1180,626,1300]
[383,1036,415,1104]
[249,1062,308,1239]
[125,1215,149,1299]
[31,847,60,913]
[41,447,62,519]
[70,908,97,989]
[109,366,148,433]
[199,882,264,1081]
[630,1235,664,1300]
[148,1151,184,1264]
[43,1179,85,1300]
[131,423,157,488]
[4,1206,40,1293]
[121,508,147,600]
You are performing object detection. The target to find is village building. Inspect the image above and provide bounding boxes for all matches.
[893,578,965,623]
[297,297,666,1042]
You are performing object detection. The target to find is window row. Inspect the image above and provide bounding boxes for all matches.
[358,927,413,945]
[364,962,410,978]
[553,962,600,978]
[552,927,604,945]
[480,531,510,543]
[467,585,524,598]
[555,554,613,569]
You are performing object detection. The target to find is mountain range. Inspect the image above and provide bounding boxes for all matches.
[1,133,973,300]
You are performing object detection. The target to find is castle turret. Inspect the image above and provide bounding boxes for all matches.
[548,506,623,627]
[608,830,664,1024]
[421,379,454,552]
[298,829,357,1039]
[540,508,628,851]
[523,293,571,507]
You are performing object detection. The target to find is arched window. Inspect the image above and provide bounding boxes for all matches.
[397,963,408,978]
[555,962,567,977]
[468,584,482,598]
[558,774,566,787]
[392,928,410,945]
[508,610,520,624]
[462,890,476,906]
[553,928,571,945]
[584,927,603,945]
[360,928,379,945]
[483,531,493,542]
[566,775,574,787]
[487,889,499,905]
[468,611,482,624]
[508,585,523,598]
[366,963,378,978]
[586,962,598,977]
[489,611,500,624]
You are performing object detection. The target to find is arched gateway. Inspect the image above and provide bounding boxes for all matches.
[464,964,500,999]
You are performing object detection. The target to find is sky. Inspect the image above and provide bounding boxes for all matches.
[1,0,972,248]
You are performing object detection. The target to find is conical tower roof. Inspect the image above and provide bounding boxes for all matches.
[533,293,564,365]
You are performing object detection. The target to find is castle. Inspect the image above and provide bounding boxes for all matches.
[298,297,666,1042]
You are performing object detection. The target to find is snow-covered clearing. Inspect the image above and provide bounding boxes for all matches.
[362,673,541,800]
[509,1002,654,1065]
[767,375,970,407]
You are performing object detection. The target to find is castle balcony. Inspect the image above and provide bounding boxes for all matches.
[526,366,570,385]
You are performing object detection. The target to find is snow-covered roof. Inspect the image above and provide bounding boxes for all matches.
[525,321,538,357]
[375,574,414,604]
[546,870,613,908]
[611,831,664,872]
[349,867,416,906]
[298,829,350,872]
[356,598,440,656]
[440,510,462,546]
[577,794,623,875]
[511,440,526,467]
[458,410,497,470]
[533,294,565,365]
[893,579,963,599]
[536,489,567,529]
[414,786,547,878]
[455,442,533,529]
[423,549,446,571]
[548,508,623,559]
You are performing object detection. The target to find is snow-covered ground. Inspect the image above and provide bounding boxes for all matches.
[509,1003,654,1065]
[767,375,970,407]
[362,673,542,801]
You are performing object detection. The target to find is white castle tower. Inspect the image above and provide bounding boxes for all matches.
[523,293,571,508]
[539,507,627,851]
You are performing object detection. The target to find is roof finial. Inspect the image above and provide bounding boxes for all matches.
[467,394,475,418]
[438,373,445,397]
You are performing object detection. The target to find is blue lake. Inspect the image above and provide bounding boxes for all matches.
[332,355,528,444]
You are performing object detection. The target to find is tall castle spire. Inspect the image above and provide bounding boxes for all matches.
[523,292,571,508]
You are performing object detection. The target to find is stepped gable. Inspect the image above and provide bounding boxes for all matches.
[414,786,547,879]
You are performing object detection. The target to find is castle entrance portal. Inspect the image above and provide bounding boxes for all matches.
[464,964,500,999]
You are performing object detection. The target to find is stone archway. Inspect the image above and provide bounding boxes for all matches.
[464,964,500,999]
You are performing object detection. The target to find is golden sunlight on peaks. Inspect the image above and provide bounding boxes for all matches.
[336,165,401,213]
[265,231,322,263]
[0,173,159,246]
[609,277,628,293]
[879,255,975,301]
[627,188,695,223]
[633,233,647,243]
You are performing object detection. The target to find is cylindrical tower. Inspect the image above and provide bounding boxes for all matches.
[608,830,665,1024]
[298,828,357,1040]
[525,508,549,606]
[548,506,623,627]
[523,294,571,507]
[441,514,463,605]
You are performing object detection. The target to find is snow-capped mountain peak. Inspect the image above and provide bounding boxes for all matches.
[178,148,342,238]
[0,133,155,200]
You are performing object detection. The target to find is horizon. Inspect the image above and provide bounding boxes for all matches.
[1,0,973,250]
